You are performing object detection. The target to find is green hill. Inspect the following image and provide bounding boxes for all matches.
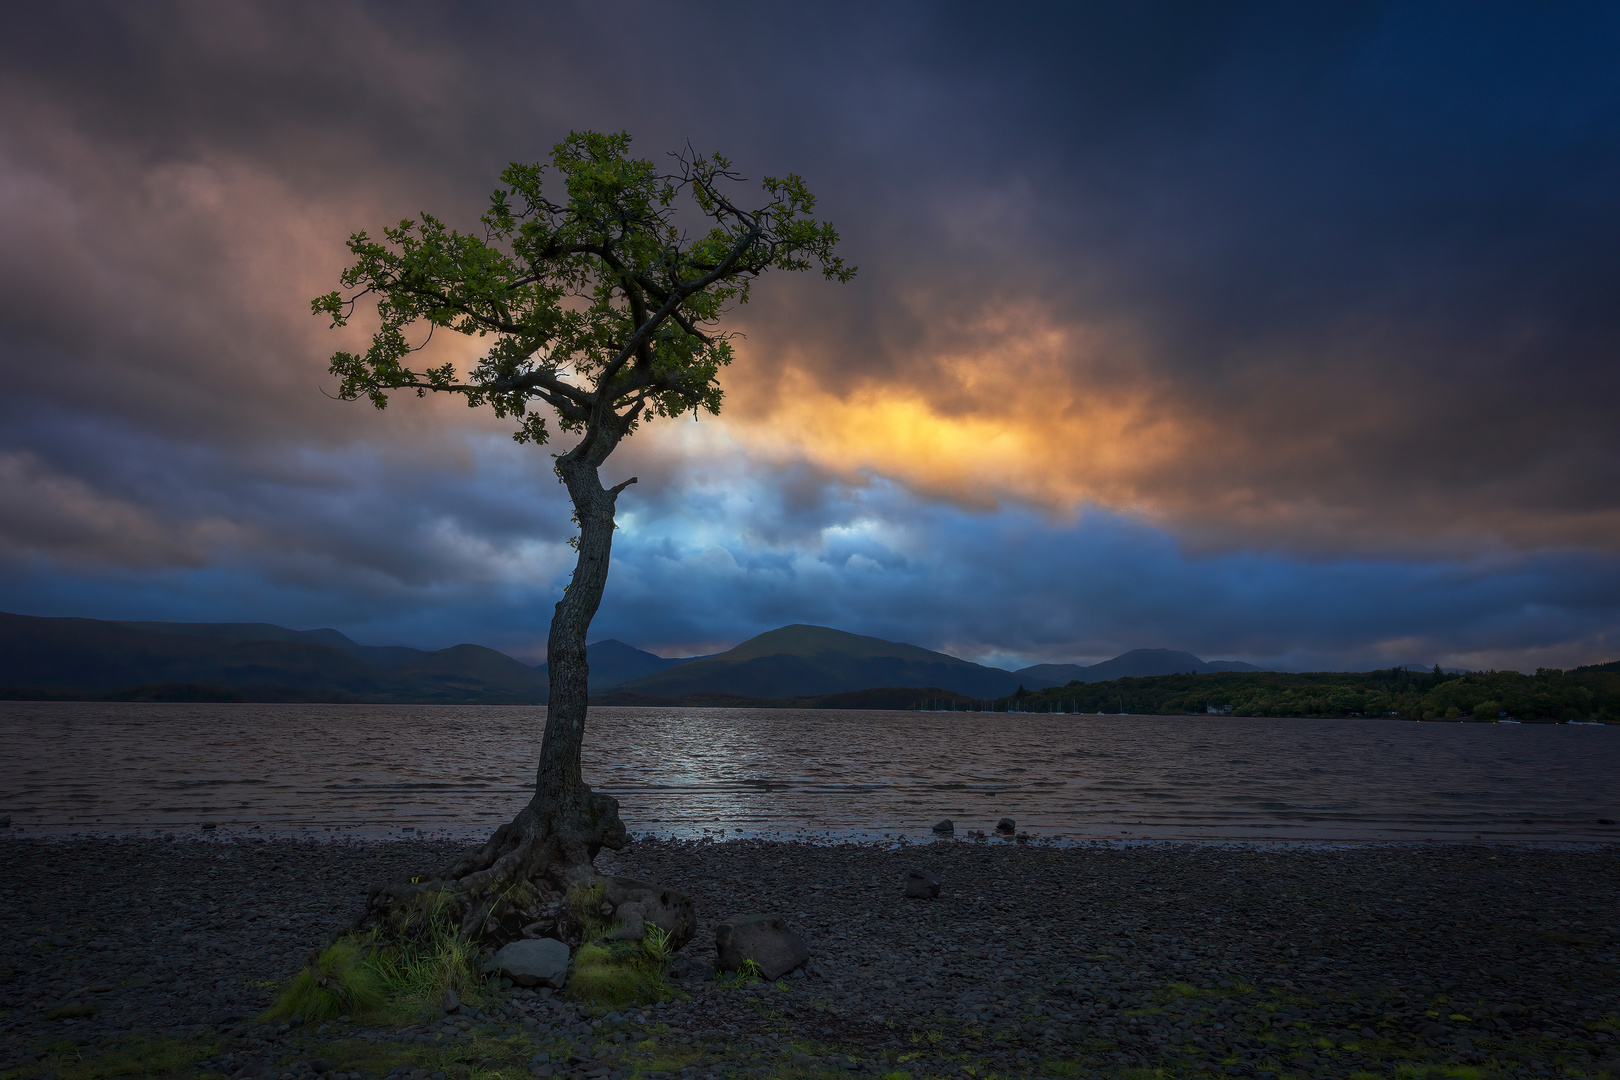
[606,623,1032,700]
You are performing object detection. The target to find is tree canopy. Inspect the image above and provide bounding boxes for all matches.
[315,130,852,448]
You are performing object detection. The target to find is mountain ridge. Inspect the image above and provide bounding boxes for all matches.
[0,610,1273,704]
[606,624,1036,700]
[1013,648,1262,685]
[0,612,549,703]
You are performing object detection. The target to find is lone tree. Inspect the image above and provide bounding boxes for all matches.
[316,131,851,936]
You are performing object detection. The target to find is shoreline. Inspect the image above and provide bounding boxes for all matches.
[5,825,1619,851]
[3,834,1618,1078]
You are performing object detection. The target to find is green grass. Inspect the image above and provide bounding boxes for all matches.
[566,936,676,1007]
[716,957,765,990]
[266,937,388,1023]
[565,879,608,938]
[16,1034,219,1080]
[24,963,1620,1080]
[264,890,488,1024]
[556,887,683,1007]
[367,913,486,1018]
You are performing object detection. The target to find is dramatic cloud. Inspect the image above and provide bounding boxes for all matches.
[2,1,1619,669]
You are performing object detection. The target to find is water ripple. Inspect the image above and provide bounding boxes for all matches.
[0,703,1615,843]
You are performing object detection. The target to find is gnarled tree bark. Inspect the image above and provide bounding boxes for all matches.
[363,426,636,942]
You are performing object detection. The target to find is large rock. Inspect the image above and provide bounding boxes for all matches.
[606,901,647,941]
[483,938,570,988]
[714,914,809,980]
[603,877,696,950]
[931,819,954,834]
[905,868,941,899]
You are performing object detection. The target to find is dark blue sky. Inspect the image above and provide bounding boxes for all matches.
[2,2,1618,671]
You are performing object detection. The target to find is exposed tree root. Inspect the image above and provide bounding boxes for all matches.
[360,786,628,947]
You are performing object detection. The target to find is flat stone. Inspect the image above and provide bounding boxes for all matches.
[484,938,570,989]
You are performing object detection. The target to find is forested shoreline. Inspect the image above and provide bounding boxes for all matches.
[974,661,1620,721]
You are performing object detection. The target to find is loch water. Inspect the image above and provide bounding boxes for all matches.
[0,702,1615,844]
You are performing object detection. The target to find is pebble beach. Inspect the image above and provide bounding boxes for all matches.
[2,833,1618,1079]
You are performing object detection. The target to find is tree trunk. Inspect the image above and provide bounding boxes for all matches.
[362,432,633,941]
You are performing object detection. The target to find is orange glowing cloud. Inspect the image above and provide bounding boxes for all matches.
[708,290,1620,555]
[717,302,1207,519]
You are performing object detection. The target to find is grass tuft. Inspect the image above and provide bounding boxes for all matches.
[641,922,674,967]
[46,1002,97,1019]
[716,957,765,990]
[566,934,676,1007]
[267,938,388,1022]
[262,888,493,1026]
[565,879,609,939]
[369,893,485,1018]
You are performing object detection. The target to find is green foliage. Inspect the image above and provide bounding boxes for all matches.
[994,662,1620,721]
[265,890,486,1025]
[560,897,681,1007]
[267,938,388,1023]
[565,879,609,939]
[316,130,853,446]
[29,1033,219,1080]
[367,904,485,1018]
[566,938,675,1007]
[716,957,766,989]
[641,922,675,968]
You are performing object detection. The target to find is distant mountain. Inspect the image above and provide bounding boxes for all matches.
[3,609,1281,706]
[0,612,548,703]
[1013,648,1264,684]
[117,619,430,668]
[607,624,1032,700]
[534,639,710,693]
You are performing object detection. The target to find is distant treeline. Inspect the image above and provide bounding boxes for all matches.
[961,662,1620,721]
[591,686,966,710]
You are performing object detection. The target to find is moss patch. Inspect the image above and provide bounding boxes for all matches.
[566,939,674,1007]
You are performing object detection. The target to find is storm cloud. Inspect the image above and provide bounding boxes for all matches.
[2,1,1619,671]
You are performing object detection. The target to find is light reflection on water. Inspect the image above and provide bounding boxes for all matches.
[0,702,1615,844]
